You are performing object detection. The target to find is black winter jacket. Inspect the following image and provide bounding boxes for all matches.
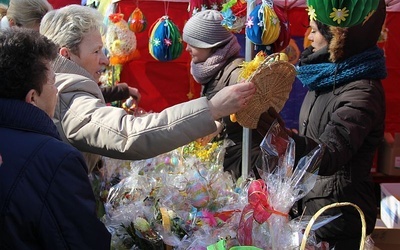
[0,98,110,249]
[293,47,385,244]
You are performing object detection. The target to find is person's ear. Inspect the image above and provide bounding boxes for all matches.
[25,89,38,106]
[59,47,70,59]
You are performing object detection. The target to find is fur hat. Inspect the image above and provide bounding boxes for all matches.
[328,0,386,62]
[183,10,234,49]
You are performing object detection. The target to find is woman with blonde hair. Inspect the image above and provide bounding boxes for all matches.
[0,0,142,114]
[0,0,52,30]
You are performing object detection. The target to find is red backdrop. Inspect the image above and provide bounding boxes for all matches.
[117,1,201,113]
[47,0,400,134]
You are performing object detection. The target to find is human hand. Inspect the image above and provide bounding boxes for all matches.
[128,86,141,103]
[196,121,224,146]
[208,81,256,120]
[118,82,141,102]
[257,107,292,137]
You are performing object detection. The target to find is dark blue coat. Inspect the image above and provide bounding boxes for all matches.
[0,98,110,249]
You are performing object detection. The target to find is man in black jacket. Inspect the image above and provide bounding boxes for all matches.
[0,28,110,249]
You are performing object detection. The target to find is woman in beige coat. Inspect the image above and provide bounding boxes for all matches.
[40,5,256,172]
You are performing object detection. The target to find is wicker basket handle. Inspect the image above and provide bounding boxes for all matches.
[300,202,366,250]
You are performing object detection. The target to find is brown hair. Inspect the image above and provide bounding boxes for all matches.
[0,28,58,100]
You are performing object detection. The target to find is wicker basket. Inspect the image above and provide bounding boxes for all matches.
[235,53,296,129]
[300,202,366,250]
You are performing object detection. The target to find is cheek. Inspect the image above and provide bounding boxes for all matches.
[80,55,96,71]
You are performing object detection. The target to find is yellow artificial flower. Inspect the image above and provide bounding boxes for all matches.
[307,5,317,21]
[329,7,349,25]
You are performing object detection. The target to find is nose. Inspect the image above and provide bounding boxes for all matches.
[185,44,191,52]
[100,50,109,65]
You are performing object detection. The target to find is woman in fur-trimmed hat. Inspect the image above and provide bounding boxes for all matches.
[258,0,387,248]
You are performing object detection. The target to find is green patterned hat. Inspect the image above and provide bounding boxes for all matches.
[306,0,380,27]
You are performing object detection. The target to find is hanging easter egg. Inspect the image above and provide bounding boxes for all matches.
[148,15,183,62]
[186,181,210,209]
[105,13,139,65]
[245,1,280,45]
[306,0,379,27]
[128,7,147,33]
[245,4,264,45]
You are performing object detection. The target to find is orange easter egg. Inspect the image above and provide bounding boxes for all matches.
[128,7,147,33]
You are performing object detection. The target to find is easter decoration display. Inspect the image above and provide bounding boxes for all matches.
[233,52,296,129]
[95,120,327,249]
[148,2,183,62]
[306,0,379,27]
[100,141,244,249]
[245,0,281,45]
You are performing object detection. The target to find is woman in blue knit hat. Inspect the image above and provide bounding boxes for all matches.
[183,9,265,181]
[258,0,387,248]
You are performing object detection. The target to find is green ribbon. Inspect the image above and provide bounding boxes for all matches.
[207,239,262,250]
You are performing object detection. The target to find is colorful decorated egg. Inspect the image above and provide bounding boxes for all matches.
[186,182,210,208]
[105,13,139,65]
[128,7,147,33]
[148,15,183,62]
[245,1,280,45]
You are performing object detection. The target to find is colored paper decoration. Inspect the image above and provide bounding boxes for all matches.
[188,0,224,16]
[221,0,247,33]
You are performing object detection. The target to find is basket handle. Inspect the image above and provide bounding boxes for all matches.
[300,202,366,250]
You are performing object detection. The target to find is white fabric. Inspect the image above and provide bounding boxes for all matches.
[0,16,10,30]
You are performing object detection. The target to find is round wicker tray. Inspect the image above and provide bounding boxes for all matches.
[235,53,296,129]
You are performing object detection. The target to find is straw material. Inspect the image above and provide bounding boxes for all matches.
[300,202,366,250]
[235,54,296,129]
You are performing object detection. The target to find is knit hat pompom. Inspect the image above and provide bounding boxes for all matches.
[183,10,234,49]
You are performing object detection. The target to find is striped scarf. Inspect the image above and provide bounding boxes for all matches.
[297,46,387,91]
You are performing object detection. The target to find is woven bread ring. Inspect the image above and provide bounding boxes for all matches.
[235,53,296,129]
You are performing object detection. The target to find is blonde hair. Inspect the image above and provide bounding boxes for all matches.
[7,0,52,29]
[40,4,105,55]
[0,4,7,19]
